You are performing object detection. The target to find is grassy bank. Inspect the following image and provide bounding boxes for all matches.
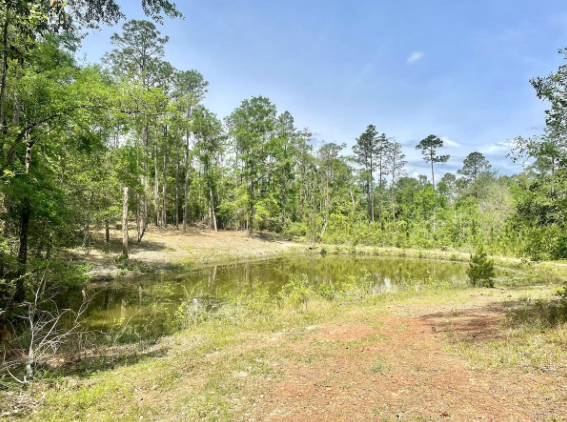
[2,278,567,421]
[75,227,567,287]
[318,244,567,286]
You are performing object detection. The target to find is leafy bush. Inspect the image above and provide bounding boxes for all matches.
[467,246,495,288]
[317,283,335,300]
[279,274,312,311]
[551,235,567,260]
[284,221,308,238]
[336,270,374,299]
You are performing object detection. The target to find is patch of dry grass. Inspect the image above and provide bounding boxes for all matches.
[438,286,567,375]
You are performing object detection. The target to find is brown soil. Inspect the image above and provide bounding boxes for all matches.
[76,226,302,279]
[116,296,567,422]
[261,305,566,421]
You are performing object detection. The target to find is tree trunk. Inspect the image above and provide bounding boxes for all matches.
[369,174,374,223]
[198,167,202,219]
[0,4,10,132]
[320,218,328,240]
[378,160,383,224]
[551,159,556,197]
[248,203,254,237]
[183,106,193,232]
[154,141,160,228]
[175,125,180,229]
[183,133,190,231]
[391,197,396,225]
[391,187,396,226]
[15,140,34,302]
[391,161,396,225]
[15,203,29,303]
[431,159,435,189]
[248,181,255,237]
[162,125,168,229]
[320,178,330,239]
[137,125,149,243]
[12,56,22,126]
[13,93,20,126]
[122,187,129,258]
[431,159,436,232]
[209,182,217,232]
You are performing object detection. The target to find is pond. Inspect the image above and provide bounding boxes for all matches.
[60,254,518,335]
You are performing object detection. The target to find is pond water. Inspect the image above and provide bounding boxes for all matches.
[60,254,518,334]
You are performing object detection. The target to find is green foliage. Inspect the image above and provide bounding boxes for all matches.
[467,246,495,288]
[0,3,564,276]
[415,135,450,177]
[458,152,491,183]
[173,300,209,329]
[317,282,335,300]
[279,274,313,311]
[551,234,567,260]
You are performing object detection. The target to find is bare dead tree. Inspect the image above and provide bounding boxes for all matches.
[1,269,90,384]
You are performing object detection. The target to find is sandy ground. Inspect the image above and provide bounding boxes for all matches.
[114,291,567,422]
[262,305,566,421]
[77,226,303,279]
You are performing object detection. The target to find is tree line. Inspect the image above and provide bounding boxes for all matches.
[0,2,566,307]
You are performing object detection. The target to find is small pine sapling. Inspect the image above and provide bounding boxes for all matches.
[467,246,495,288]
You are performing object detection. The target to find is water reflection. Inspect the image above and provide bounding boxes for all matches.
[69,255,514,332]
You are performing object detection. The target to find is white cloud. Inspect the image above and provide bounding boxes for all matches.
[478,141,511,155]
[440,136,462,148]
[407,51,424,64]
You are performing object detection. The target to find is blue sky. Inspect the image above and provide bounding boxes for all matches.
[79,0,567,177]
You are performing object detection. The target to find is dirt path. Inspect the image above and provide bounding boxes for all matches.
[260,304,566,421]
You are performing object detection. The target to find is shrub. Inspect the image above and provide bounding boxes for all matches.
[337,270,374,299]
[467,246,495,288]
[551,235,567,260]
[317,283,335,300]
[279,274,312,311]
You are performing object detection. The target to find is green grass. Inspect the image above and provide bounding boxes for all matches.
[441,287,567,372]
[2,278,567,421]
[368,357,388,374]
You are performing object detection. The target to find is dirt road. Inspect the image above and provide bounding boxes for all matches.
[262,301,565,421]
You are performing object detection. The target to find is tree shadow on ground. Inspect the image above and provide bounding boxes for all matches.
[57,343,170,380]
[416,298,567,345]
[254,231,294,243]
[0,343,171,388]
[418,303,507,343]
[65,238,170,262]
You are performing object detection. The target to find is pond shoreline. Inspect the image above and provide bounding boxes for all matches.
[73,227,567,283]
[72,226,303,281]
